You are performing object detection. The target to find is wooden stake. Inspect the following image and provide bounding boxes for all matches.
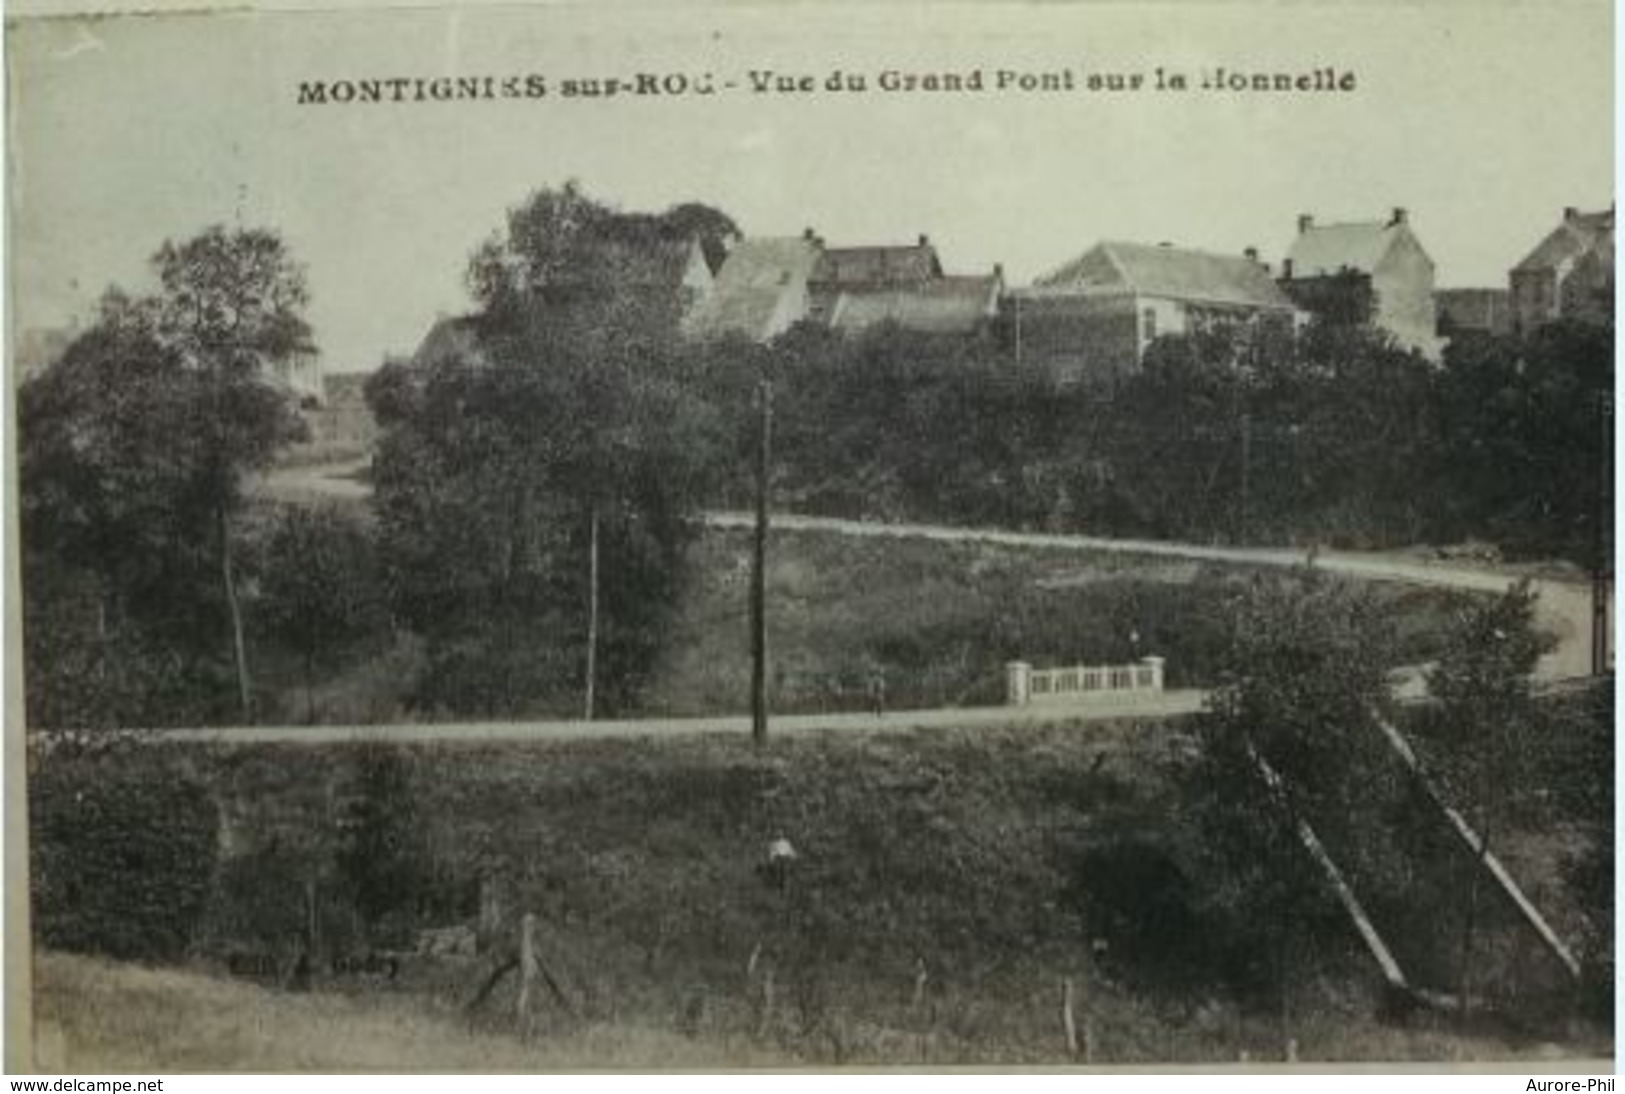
[517,912,538,1027]
[479,874,502,939]
[305,876,319,961]
[757,967,775,1039]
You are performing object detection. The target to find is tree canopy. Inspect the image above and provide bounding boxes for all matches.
[19,227,312,728]
[370,185,730,716]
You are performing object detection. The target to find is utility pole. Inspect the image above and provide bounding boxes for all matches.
[1238,410,1253,546]
[1013,294,1023,368]
[751,374,773,746]
[1592,391,1613,676]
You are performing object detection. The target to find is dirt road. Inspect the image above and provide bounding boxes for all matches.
[44,689,1205,747]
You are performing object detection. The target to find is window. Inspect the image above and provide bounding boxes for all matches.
[1142,307,1158,341]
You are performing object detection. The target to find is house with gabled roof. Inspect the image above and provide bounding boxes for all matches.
[411,313,488,370]
[812,232,1005,339]
[1508,205,1614,333]
[682,235,823,343]
[827,271,1004,337]
[688,228,1002,343]
[1278,208,1440,358]
[1009,240,1301,383]
[807,234,945,323]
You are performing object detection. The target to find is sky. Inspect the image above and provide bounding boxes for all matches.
[7,0,1615,373]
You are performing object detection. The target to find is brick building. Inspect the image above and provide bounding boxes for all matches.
[1009,240,1300,383]
[1508,205,1614,333]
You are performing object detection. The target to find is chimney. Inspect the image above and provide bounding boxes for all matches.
[918,233,930,248]
[1297,214,1314,234]
[1564,206,1580,222]
[1390,207,1408,226]
[803,226,817,241]
[1244,246,1259,263]
[1282,258,1294,280]
[993,263,1004,281]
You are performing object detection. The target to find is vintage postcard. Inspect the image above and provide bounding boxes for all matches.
[4,0,1615,1074]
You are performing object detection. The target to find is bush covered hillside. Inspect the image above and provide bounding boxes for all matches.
[29,710,1611,1065]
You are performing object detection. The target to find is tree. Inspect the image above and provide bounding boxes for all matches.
[1186,574,1401,1045]
[1103,322,1445,548]
[147,226,314,718]
[467,184,737,718]
[660,201,743,272]
[763,322,1070,529]
[257,505,387,722]
[1424,581,1549,1012]
[466,179,739,314]
[371,185,728,717]
[1109,334,1252,540]
[1436,320,1613,562]
[19,241,309,727]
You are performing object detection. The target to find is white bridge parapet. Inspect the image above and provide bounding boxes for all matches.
[1005,656,1165,707]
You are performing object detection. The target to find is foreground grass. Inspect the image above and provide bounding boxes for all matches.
[32,952,792,1072]
[31,946,1597,1073]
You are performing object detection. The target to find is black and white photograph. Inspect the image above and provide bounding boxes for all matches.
[4,0,1616,1073]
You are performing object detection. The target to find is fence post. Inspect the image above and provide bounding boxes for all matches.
[1142,656,1165,694]
[1006,661,1033,707]
[479,874,503,940]
[305,875,320,966]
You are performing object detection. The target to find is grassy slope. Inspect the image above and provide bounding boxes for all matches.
[36,721,1605,1068]
[240,519,1477,724]
[31,952,788,1072]
[639,527,1474,718]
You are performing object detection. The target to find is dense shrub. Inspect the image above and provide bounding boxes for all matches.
[335,745,426,943]
[30,749,219,961]
[206,840,317,959]
[748,318,1612,564]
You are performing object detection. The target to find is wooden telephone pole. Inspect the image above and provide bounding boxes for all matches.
[584,505,600,720]
[751,375,773,746]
